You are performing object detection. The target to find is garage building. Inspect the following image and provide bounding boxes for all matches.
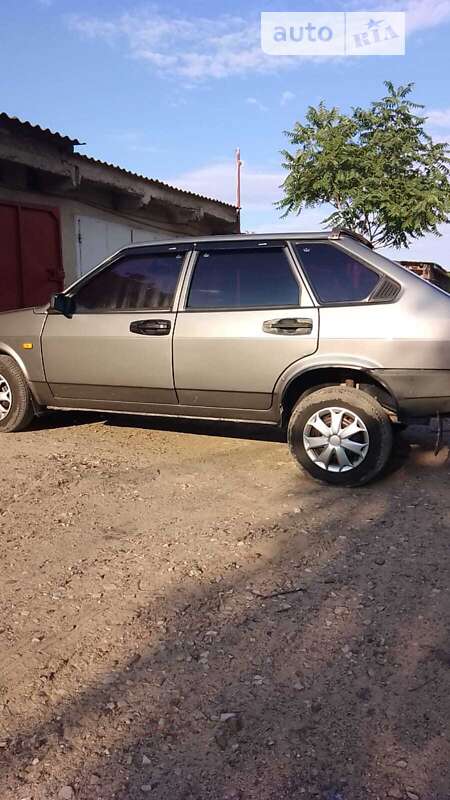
[0,114,239,312]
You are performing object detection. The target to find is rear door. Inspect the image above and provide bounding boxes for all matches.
[173,242,318,410]
[42,246,188,405]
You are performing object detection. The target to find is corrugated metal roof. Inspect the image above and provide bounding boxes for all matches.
[0,112,235,209]
[74,153,236,209]
[0,112,81,147]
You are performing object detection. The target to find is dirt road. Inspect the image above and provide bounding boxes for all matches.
[0,413,449,800]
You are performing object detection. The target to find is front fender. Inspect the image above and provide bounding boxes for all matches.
[0,342,33,381]
[0,308,47,383]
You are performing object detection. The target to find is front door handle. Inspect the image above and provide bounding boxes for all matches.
[130,319,171,336]
[263,317,313,335]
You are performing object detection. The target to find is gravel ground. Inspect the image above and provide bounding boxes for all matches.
[0,412,449,800]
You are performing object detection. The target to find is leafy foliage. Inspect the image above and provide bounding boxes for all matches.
[279,82,450,248]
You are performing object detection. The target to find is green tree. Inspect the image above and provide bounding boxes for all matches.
[279,81,450,248]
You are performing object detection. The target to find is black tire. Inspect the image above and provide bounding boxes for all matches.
[392,421,408,435]
[288,385,393,487]
[0,355,35,433]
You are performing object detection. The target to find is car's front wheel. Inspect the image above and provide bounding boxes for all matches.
[288,385,393,487]
[0,355,35,433]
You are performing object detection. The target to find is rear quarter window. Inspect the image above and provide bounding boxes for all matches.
[295,243,379,304]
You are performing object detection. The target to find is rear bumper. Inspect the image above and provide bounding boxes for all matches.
[371,369,450,419]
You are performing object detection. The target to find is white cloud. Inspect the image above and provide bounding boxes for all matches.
[404,0,450,32]
[425,107,450,145]
[342,0,450,33]
[281,90,295,106]
[248,207,334,235]
[246,97,268,112]
[68,10,296,81]
[384,224,450,267]
[68,5,450,82]
[169,158,350,228]
[170,160,283,209]
[426,108,450,128]
[169,159,336,234]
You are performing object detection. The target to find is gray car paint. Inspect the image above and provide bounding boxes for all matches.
[0,307,47,384]
[41,310,179,404]
[1,231,450,423]
[315,239,450,370]
[173,246,318,410]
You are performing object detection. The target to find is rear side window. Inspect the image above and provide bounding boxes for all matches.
[187,247,300,309]
[295,243,379,304]
[74,253,184,312]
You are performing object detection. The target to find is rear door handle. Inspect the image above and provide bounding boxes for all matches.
[130,319,171,336]
[263,317,313,335]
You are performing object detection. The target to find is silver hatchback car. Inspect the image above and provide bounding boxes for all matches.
[1,228,449,486]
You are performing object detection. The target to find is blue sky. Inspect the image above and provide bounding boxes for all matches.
[2,0,450,262]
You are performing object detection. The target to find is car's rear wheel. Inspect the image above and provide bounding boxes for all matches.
[0,355,35,433]
[288,385,393,487]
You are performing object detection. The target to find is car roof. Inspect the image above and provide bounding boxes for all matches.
[124,228,373,250]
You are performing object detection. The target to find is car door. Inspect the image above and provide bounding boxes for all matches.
[41,246,188,405]
[173,241,319,410]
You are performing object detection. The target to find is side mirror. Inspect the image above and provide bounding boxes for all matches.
[50,293,75,318]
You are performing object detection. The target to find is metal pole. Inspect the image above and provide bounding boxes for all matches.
[235,147,242,211]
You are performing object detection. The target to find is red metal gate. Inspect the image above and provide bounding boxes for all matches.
[0,201,64,312]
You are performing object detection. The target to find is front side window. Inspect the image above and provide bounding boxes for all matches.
[187,247,300,310]
[74,253,185,312]
[295,243,379,304]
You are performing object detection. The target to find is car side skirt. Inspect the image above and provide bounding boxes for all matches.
[30,381,278,421]
[45,404,279,425]
[28,386,277,424]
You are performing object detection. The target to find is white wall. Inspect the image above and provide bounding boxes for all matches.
[0,185,181,287]
[75,215,168,277]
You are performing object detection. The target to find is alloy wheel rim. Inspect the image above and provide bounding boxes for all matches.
[0,374,12,421]
[303,406,370,473]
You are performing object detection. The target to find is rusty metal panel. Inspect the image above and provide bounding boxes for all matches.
[0,203,22,311]
[0,201,64,311]
[399,260,450,293]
